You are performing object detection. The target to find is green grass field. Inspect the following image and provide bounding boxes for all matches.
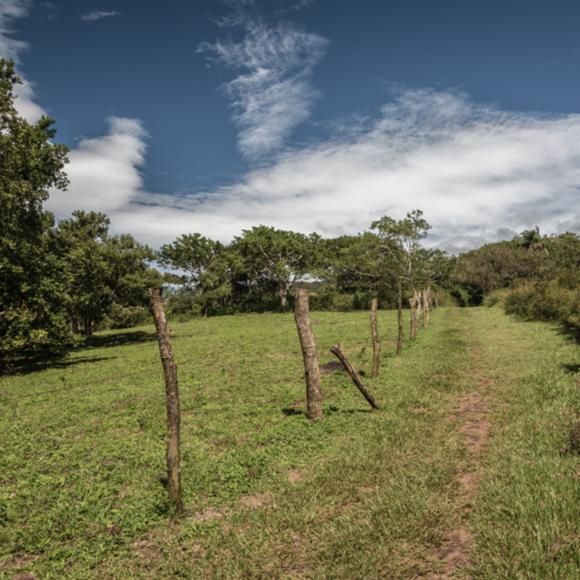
[1,307,579,578]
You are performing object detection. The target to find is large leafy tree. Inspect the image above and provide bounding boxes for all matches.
[0,60,70,353]
[56,211,159,336]
[159,233,222,287]
[370,209,431,290]
[228,226,321,310]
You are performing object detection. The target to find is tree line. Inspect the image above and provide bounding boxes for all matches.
[2,57,577,357]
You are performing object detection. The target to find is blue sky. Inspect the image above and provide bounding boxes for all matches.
[2,0,580,249]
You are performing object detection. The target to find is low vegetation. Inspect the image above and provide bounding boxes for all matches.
[1,307,578,577]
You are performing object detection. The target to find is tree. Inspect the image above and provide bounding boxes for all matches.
[159,233,222,287]
[517,227,548,256]
[0,60,70,353]
[371,210,431,352]
[229,226,320,310]
[56,211,159,337]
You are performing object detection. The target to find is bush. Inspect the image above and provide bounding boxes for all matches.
[483,288,511,308]
[504,282,580,330]
[101,304,151,330]
[309,288,354,311]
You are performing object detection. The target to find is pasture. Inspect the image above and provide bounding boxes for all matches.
[1,307,579,578]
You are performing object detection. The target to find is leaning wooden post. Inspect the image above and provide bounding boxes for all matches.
[294,289,323,421]
[331,343,380,410]
[396,279,404,355]
[370,297,381,377]
[149,287,184,515]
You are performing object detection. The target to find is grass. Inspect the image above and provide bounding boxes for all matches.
[0,307,578,578]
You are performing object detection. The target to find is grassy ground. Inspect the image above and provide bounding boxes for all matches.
[0,307,578,578]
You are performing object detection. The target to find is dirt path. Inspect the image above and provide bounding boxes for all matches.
[427,347,491,578]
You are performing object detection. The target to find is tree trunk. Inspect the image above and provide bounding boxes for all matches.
[415,289,423,330]
[330,343,380,410]
[423,287,430,327]
[83,319,93,338]
[149,287,184,516]
[370,297,381,377]
[396,279,403,355]
[294,289,323,420]
[409,290,418,340]
[279,285,288,311]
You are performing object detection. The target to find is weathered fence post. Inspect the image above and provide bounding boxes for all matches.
[294,289,323,421]
[396,279,404,355]
[415,289,423,331]
[149,286,184,515]
[423,287,431,327]
[370,297,381,377]
[409,292,417,341]
[330,343,380,410]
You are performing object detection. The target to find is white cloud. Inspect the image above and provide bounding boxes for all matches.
[61,89,580,251]
[200,18,328,158]
[80,10,120,22]
[0,0,45,121]
[46,117,147,215]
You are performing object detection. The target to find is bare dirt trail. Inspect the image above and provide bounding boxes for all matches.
[426,347,492,578]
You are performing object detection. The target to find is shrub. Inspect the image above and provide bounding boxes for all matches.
[101,304,151,330]
[504,282,580,329]
[483,288,511,308]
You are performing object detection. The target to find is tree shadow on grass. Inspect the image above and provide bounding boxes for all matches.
[281,404,373,417]
[0,354,115,377]
[555,325,580,345]
[562,363,580,374]
[81,330,157,350]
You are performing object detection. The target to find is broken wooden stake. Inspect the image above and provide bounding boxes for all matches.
[149,286,184,516]
[370,297,381,377]
[330,343,380,410]
[294,289,323,421]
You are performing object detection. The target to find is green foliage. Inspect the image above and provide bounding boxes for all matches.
[453,241,541,303]
[504,282,580,331]
[159,233,222,286]
[371,209,431,286]
[56,211,160,336]
[482,288,511,308]
[0,59,70,353]
[101,304,151,330]
[227,225,321,311]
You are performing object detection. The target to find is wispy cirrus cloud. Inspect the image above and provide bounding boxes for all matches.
[0,0,45,121]
[199,12,328,159]
[80,9,120,22]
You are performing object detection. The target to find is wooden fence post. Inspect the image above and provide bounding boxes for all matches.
[149,286,184,515]
[330,344,380,410]
[409,293,417,341]
[370,297,381,377]
[294,289,323,421]
[396,279,404,355]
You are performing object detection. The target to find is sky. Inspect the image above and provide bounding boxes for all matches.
[2,0,580,251]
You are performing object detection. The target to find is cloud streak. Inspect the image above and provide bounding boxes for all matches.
[48,89,580,251]
[200,17,328,158]
[80,10,120,22]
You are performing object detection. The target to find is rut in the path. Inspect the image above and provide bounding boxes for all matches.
[427,350,491,578]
